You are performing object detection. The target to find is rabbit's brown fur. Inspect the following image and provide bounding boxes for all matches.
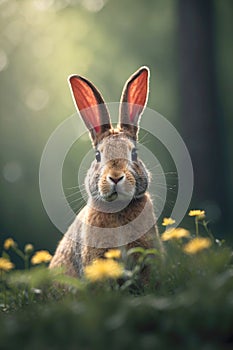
[49,67,163,277]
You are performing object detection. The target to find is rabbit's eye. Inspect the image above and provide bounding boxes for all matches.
[131,148,138,161]
[95,150,101,162]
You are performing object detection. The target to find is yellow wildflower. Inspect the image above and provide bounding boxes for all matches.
[104,249,121,259]
[0,257,15,272]
[84,259,123,282]
[161,228,190,241]
[24,244,34,254]
[31,250,52,265]
[189,210,205,219]
[183,237,211,255]
[3,238,16,250]
[162,217,176,226]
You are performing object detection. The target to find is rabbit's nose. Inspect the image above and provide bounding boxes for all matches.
[107,175,125,184]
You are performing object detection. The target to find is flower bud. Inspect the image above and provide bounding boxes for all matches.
[24,244,34,254]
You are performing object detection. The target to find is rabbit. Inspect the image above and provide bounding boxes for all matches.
[49,66,163,278]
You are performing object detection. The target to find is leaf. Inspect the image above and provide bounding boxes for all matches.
[2,251,10,260]
[127,247,145,256]
[144,249,159,256]
[120,279,134,291]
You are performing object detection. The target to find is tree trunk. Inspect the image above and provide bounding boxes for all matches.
[178,0,229,227]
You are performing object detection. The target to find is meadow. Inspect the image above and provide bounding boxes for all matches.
[0,211,232,350]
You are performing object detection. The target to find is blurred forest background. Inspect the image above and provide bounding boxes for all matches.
[0,0,232,253]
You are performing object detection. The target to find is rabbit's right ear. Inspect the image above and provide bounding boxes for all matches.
[69,75,112,144]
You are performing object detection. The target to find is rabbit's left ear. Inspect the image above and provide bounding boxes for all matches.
[119,66,149,140]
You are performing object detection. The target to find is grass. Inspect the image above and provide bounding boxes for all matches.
[0,212,232,350]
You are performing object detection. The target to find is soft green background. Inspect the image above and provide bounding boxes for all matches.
[0,0,232,252]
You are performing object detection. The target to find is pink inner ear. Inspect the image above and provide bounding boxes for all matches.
[127,70,148,122]
[70,76,101,133]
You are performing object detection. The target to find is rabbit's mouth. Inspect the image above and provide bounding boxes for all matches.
[102,189,134,203]
[105,191,118,202]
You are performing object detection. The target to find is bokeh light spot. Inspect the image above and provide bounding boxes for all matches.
[25,88,49,111]
[4,20,25,46]
[3,161,23,183]
[81,0,106,13]
[33,0,54,12]
[32,38,54,59]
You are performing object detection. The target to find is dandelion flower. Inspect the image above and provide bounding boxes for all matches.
[189,210,205,219]
[4,238,16,250]
[183,237,211,255]
[161,228,190,241]
[24,244,34,254]
[0,257,15,272]
[104,249,121,259]
[162,217,176,226]
[31,250,52,265]
[84,259,123,282]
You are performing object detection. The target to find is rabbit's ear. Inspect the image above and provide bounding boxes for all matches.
[69,75,111,143]
[119,66,149,140]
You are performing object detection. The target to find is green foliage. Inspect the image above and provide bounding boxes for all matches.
[0,221,232,349]
[0,250,232,349]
